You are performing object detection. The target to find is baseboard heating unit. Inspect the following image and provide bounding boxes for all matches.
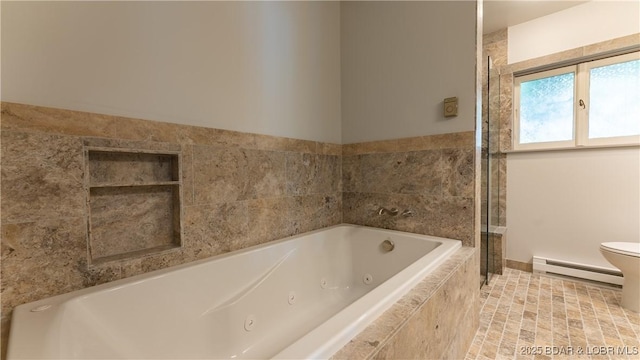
[532,256,623,286]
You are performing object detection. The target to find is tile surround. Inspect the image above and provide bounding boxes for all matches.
[342,132,476,247]
[503,33,640,76]
[84,141,183,263]
[1,130,85,223]
[482,29,508,228]
[481,228,507,276]
[0,102,477,358]
[87,150,179,185]
[88,185,178,260]
[332,247,479,360]
[507,259,534,273]
[0,102,343,356]
[192,145,287,204]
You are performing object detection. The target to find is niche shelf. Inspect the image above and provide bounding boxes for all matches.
[85,146,183,264]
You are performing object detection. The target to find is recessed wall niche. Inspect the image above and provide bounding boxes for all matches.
[84,139,183,264]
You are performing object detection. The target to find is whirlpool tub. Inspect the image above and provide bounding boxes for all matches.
[7,224,461,359]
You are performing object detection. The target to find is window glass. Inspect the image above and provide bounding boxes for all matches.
[519,72,575,144]
[589,59,640,139]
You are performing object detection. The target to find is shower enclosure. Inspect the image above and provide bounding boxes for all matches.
[481,56,501,285]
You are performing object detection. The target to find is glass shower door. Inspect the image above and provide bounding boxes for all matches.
[481,56,500,285]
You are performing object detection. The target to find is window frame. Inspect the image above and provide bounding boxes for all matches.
[513,51,640,151]
[513,65,578,151]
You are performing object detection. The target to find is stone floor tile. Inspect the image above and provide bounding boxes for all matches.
[466,269,640,360]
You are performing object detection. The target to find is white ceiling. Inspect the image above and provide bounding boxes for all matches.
[483,0,589,34]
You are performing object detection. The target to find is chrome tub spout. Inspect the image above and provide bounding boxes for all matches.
[377,207,399,216]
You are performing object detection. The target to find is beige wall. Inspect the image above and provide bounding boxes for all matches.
[507,148,640,269]
[2,1,480,145]
[1,1,342,143]
[340,1,477,143]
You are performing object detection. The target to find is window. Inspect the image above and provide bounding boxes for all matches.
[514,52,640,150]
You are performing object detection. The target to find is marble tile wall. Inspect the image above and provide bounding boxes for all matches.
[482,29,508,228]
[0,102,342,355]
[502,33,640,76]
[87,151,178,185]
[89,185,178,260]
[332,247,479,359]
[86,142,182,263]
[1,101,480,358]
[342,132,476,247]
[481,229,507,276]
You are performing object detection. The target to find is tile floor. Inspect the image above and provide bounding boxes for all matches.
[465,268,640,360]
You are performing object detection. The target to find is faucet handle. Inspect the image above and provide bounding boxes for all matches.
[401,209,414,217]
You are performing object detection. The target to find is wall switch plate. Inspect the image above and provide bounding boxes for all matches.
[444,97,458,117]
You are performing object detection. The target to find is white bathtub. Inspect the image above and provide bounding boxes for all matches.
[7,224,460,360]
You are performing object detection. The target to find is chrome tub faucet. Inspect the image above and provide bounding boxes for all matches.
[377,207,399,216]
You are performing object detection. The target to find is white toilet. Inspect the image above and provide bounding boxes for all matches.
[600,242,640,312]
